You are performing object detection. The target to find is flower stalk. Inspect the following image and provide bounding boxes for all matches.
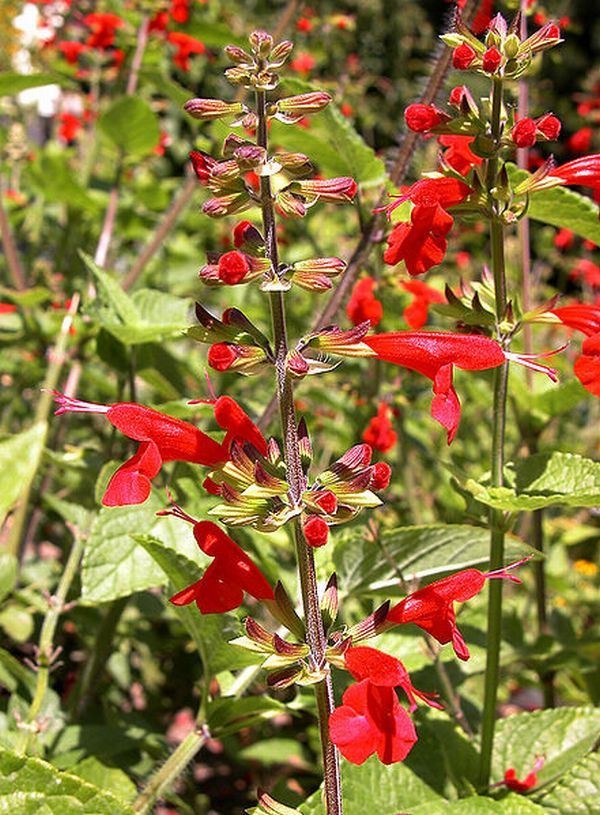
[254,87,343,815]
[478,76,510,790]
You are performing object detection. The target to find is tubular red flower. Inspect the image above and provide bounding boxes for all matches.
[344,646,443,712]
[314,490,338,515]
[207,342,240,371]
[550,153,600,191]
[535,113,561,141]
[303,515,329,548]
[346,277,383,327]
[573,334,600,397]
[362,402,397,453]
[83,13,124,49]
[503,757,544,793]
[551,303,600,336]
[329,680,417,765]
[58,41,87,64]
[167,516,274,613]
[452,43,477,70]
[167,32,206,71]
[438,135,483,175]
[365,332,559,442]
[404,103,450,133]
[511,118,537,148]
[212,394,268,456]
[401,280,445,329]
[189,150,217,184]
[387,560,528,660]
[51,393,228,506]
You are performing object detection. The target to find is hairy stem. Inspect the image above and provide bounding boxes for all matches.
[15,521,88,754]
[255,88,343,815]
[478,77,509,790]
[0,174,27,290]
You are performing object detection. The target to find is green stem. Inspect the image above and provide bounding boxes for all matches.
[478,77,510,790]
[255,88,343,815]
[132,726,208,815]
[15,522,87,754]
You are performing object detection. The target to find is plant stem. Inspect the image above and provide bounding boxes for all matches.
[15,521,88,754]
[255,89,343,815]
[132,725,209,815]
[478,77,509,790]
[0,174,27,290]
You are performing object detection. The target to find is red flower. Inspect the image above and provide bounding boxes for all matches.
[567,127,593,154]
[482,46,502,74]
[170,0,190,24]
[551,303,600,337]
[167,515,274,613]
[381,177,471,276]
[365,332,558,443]
[553,227,574,251]
[452,43,477,70]
[303,515,329,548]
[362,402,397,453]
[189,150,217,184]
[401,279,445,329]
[58,41,86,64]
[344,646,442,712]
[329,680,417,765]
[569,258,600,289]
[83,13,124,50]
[346,277,383,327]
[438,135,483,175]
[51,392,265,505]
[573,335,600,397]
[290,51,316,73]
[550,154,600,193]
[449,85,467,107]
[58,112,83,143]
[207,342,241,371]
[167,32,206,71]
[296,17,313,32]
[387,560,528,660]
[149,11,169,34]
[503,757,544,793]
[471,0,494,34]
[404,103,450,133]
[511,118,537,148]
[0,303,17,314]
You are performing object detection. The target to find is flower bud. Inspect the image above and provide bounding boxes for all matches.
[224,45,253,65]
[295,177,358,203]
[208,342,240,371]
[276,190,307,218]
[452,43,477,70]
[218,250,250,284]
[269,39,294,68]
[504,33,520,58]
[482,47,502,74]
[511,117,537,148]
[184,98,244,121]
[233,144,267,170]
[303,515,329,548]
[249,29,273,57]
[202,193,250,218]
[287,350,310,379]
[535,113,561,141]
[371,461,392,491]
[315,490,338,515]
[222,133,248,157]
[449,85,467,107]
[277,92,332,115]
[276,151,313,175]
[225,66,252,85]
[293,257,346,275]
[404,103,451,133]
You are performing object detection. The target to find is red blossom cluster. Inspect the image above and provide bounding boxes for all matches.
[346,277,383,326]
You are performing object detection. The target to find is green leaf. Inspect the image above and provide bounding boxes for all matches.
[462,453,600,512]
[207,697,287,738]
[81,493,187,604]
[300,758,444,815]
[69,757,137,803]
[491,707,600,790]
[98,96,160,156]
[0,73,71,96]
[0,423,47,527]
[0,749,135,814]
[334,524,534,597]
[79,252,140,325]
[410,796,545,814]
[507,164,600,244]
[239,737,309,768]
[27,152,100,211]
[135,534,260,674]
[536,752,600,814]
[270,78,387,187]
